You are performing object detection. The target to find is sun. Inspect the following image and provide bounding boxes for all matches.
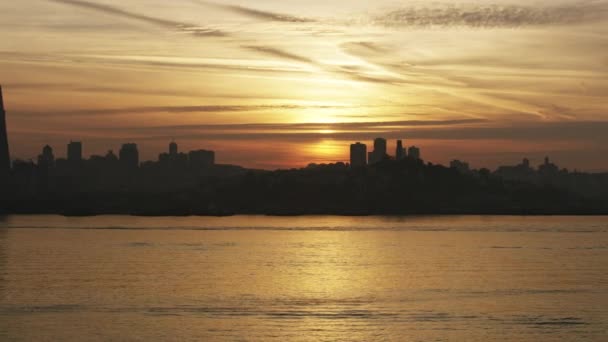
[305,140,344,163]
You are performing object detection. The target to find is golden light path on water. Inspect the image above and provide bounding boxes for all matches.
[1,215,607,340]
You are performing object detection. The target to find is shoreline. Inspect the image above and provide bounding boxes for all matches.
[2,211,608,218]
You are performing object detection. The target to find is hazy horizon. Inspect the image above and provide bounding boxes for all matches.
[1,0,607,170]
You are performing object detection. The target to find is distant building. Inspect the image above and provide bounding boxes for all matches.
[374,138,387,157]
[368,137,388,164]
[396,140,406,160]
[350,142,367,168]
[538,156,559,176]
[119,143,139,169]
[450,159,470,173]
[0,85,10,175]
[408,146,421,160]
[88,150,119,170]
[495,158,536,182]
[38,145,55,168]
[189,149,215,168]
[169,141,178,155]
[106,150,118,162]
[159,141,188,167]
[67,141,82,162]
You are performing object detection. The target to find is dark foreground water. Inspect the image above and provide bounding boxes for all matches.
[0,215,607,341]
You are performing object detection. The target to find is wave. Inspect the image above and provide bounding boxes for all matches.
[0,304,589,327]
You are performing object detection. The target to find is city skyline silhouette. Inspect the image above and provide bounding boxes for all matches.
[0,84,586,174]
[0,84,604,173]
[1,2,608,341]
[1,84,607,216]
[1,1,607,171]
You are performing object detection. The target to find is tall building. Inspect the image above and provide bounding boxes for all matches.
[350,142,367,168]
[374,138,387,156]
[119,143,139,169]
[408,146,421,160]
[38,145,55,168]
[368,137,388,164]
[67,141,83,162]
[396,140,406,160]
[159,141,188,167]
[0,86,10,175]
[169,141,178,155]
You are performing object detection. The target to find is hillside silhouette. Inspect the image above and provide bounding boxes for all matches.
[2,156,607,216]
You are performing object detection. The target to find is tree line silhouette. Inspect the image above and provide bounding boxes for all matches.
[1,150,607,216]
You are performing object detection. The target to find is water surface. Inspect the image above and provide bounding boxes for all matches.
[0,215,607,341]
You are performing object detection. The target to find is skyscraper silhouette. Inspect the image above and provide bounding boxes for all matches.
[38,145,55,168]
[0,86,10,176]
[408,146,421,160]
[396,140,405,160]
[169,141,178,155]
[119,143,139,169]
[350,142,367,168]
[67,141,83,162]
[368,138,388,164]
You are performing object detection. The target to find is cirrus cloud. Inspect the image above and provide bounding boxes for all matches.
[372,2,608,28]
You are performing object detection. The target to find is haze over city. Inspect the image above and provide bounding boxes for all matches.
[1,0,607,170]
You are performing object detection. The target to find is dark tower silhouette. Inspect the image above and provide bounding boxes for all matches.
[350,142,367,168]
[368,137,388,164]
[0,86,10,176]
[67,141,83,162]
[374,138,387,156]
[408,146,421,160]
[169,141,178,155]
[119,143,139,169]
[396,140,405,160]
[38,145,55,168]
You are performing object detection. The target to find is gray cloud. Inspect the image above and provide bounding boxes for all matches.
[14,104,355,117]
[5,82,217,98]
[86,54,306,73]
[196,1,315,23]
[243,45,401,85]
[48,0,226,37]
[341,42,389,54]
[373,2,608,28]
[242,45,317,65]
[124,121,608,145]
[110,119,488,132]
[0,50,307,75]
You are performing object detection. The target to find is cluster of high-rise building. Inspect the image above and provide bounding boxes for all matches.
[156,142,215,169]
[493,156,563,181]
[0,86,586,182]
[350,138,422,167]
[37,141,86,168]
[0,85,217,175]
[31,141,215,171]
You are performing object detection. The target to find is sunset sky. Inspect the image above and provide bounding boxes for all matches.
[1,0,607,170]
